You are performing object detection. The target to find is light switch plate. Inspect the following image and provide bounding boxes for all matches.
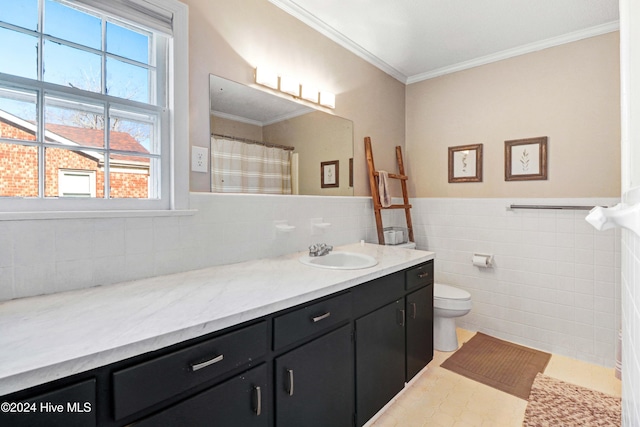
[191,146,208,173]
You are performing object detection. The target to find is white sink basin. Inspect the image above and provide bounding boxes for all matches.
[299,251,378,270]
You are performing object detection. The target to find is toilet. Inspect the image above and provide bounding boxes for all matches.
[433,283,472,351]
[394,243,472,351]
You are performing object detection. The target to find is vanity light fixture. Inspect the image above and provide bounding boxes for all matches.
[319,91,336,109]
[255,67,279,89]
[279,75,300,97]
[300,84,320,103]
[254,67,336,109]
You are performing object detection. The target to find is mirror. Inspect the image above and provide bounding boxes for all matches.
[209,75,354,196]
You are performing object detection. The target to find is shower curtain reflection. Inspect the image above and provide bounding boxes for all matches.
[210,136,293,194]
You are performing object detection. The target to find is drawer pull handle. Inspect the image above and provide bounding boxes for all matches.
[312,312,331,322]
[410,302,417,319]
[254,386,262,416]
[398,309,405,327]
[418,271,430,279]
[190,354,224,371]
[286,369,294,396]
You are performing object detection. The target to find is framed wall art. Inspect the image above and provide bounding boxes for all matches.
[504,137,548,181]
[448,144,483,183]
[321,160,339,188]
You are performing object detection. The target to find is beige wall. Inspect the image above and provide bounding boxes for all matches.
[185,0,406,196]
[186,1,620,199]
[265,111,353,196]
[406,32,621,198]
[210,116,264,141]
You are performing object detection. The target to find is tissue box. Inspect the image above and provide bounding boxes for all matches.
[383,227,408,245]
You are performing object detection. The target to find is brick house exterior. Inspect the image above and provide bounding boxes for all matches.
[0,113,150,198]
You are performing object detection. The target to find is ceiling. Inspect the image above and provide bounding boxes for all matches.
[268,0,619,84]
[210,75,313,125]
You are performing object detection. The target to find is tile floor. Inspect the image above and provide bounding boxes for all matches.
[369,329,622,427]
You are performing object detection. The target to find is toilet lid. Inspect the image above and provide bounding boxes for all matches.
[434,283,471,301]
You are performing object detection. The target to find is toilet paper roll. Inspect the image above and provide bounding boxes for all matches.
[384,230,396,245]
[472,254,491,267]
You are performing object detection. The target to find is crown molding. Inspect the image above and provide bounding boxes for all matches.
[268,0,408,83]
[269,1,619,86]
[211,108,312,127]
[211,110,263,127]
[406,21,620,84]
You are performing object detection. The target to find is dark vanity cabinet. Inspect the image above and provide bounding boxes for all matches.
[120,321,270,427]
[406,285,434,380]
[352,263,434,426]
[275,325,353,427]
[0,260,433,427]
[133,364,269,427]
[272,292,353,427]
[0,379,96,427]
[405,263,434,381]
[112,321,268,421]
[355,299,406,426]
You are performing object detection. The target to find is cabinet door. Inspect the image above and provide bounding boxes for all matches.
[275,325,353,427]
[406,285,433,381]
[355,299,405,427]
[133,364,269,427]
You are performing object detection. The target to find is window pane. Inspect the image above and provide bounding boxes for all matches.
[0,0,38,31]
[0,28,38,79]
[0,87,38,142]
[45,96,105,148]
[0,0,166,205]
[58,169,96,197]
[109,111,156,154]
[43,40,102,92]
[107,21,149,64]
[0,142,39,197]
[44,0,101,49]
[45,147,103,198]
[106,57,150,103]
[109,154,150,198]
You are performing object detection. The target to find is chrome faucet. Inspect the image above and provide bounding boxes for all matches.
[308,243,333,257]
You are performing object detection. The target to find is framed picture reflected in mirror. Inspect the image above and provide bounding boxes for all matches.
[321,160,339,188]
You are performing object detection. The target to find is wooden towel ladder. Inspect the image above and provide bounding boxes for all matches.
[364,136,414,245]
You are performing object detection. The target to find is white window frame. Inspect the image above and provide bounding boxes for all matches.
[0,0,189,216]
[58,169,97,198]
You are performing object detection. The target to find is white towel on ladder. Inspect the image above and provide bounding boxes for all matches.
[378,171,392,208]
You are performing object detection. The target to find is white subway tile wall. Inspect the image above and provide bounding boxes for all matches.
[622,188,640,425]
[0,195,625,373]
[405,197,621,368]
[0,193,376,301]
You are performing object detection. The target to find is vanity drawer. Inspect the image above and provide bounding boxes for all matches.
[405,261,433,291]
[273,292,351,350]
[112,321,267,420]
[352,271,404,318]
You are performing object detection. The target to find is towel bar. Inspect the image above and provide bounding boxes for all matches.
[507,204,597,211]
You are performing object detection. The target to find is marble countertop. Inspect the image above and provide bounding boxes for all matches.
[0,243,434,395]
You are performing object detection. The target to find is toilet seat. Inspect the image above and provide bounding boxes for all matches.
[434,283,471,310]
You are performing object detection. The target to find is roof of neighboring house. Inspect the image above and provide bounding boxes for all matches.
[44,124,150,154]
[0,109,150,166]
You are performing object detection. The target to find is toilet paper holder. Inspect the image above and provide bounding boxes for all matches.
[472,253,493,268]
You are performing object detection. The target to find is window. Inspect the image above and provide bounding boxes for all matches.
[0,0,187,212]
[58,169,96,197]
